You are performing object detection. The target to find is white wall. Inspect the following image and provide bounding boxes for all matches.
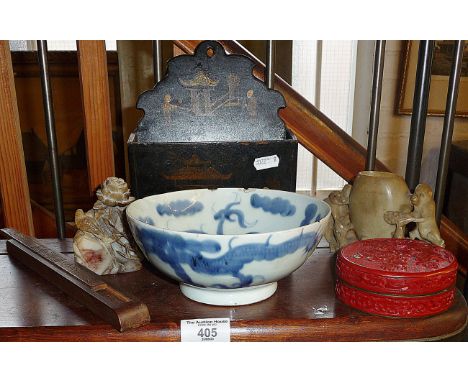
[351,40,374,147]
[292,40,357,192]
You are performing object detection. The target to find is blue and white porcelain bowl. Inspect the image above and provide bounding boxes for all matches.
[126,188,330,306]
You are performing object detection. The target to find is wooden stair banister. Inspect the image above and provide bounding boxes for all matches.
[174,40,388,179]
[0,41,35,236]
[174,40,468,275]
[31,200,76,238]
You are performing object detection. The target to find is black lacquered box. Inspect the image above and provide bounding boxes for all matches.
[128,41,298,198]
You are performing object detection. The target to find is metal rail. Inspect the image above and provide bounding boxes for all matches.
[311,40,323,196]
[434,41,465,223]
[405,40,435,192]
[37,40,66,239]
[153,40,163,83]
[365,40,386,171]
[266,40,276,89]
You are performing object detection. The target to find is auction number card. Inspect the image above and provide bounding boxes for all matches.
[180,318,231,342]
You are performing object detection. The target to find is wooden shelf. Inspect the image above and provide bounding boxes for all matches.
[0,239,466,341]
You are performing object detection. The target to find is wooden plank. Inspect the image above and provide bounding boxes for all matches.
[0,238,73,256]
[173,44,185,57]
[441,217,468,275]
[77,41,115,195]
[173,40,468,277]
[0,228,150,332]
[31,199,76,238]
[0,240,466,341]
[0,41,34,236]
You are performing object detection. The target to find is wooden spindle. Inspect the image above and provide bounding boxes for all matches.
[77,40,115,194]
[0,41,35,235]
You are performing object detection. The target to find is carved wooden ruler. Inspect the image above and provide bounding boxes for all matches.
[0,228,150,332]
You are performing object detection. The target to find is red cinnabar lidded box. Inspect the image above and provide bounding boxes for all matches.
[335,238,458,318]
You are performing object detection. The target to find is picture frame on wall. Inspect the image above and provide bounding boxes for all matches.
[397,40,468,117]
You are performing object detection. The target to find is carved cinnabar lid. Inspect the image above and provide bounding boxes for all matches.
[336,238,458,296]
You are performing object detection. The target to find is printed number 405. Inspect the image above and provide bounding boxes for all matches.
[198,328,217,338]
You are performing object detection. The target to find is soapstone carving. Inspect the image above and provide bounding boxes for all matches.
[409,184,445,247]
[324,184,358,252]
[384,183,445,248]
[349,171,412,240]
[383,210,413,239]
[73,177,142,275]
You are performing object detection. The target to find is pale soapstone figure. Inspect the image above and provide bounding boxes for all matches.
[385,183,445,247]
[73,177,142,275]
[324,184,358,252]
[325,177,445,250]
[408,184,445,247]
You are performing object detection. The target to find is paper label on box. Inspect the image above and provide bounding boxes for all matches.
[180,318,231,342]
[253,155,280,170]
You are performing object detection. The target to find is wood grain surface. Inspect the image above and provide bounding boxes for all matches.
[31,200,76,238]
[1,228,150,332]
[77,41,115,195]
[173,40,468,277]
[0,239,466,341]
[0,41,34,236]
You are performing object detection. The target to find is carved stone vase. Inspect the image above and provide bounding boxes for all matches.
[349,171,412,240]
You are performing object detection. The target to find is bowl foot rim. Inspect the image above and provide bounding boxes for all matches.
[180,282,278,306]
